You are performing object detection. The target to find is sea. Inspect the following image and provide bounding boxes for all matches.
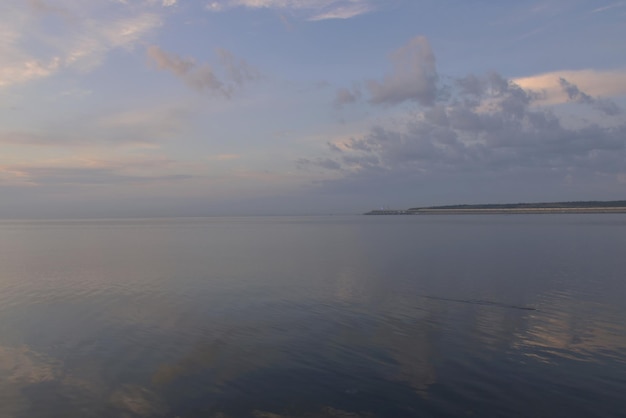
[1,215,625,417]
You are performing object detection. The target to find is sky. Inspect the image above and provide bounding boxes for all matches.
[1,0,625,217]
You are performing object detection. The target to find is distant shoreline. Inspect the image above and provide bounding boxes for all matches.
[364,200,626,215]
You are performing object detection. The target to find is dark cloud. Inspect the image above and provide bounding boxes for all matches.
[327,141,343,152]
[456,74,486,97]
[296,158,343,171]
[559,77,594,104]
[594,98,622,116]
[342,153,380,168]
[559,77,622,116]
[342,136,372,152]
[304,72,626,201]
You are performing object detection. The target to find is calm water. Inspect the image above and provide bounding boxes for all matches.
[1,215,625,417]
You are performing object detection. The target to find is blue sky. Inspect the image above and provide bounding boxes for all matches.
[1,0,625,217]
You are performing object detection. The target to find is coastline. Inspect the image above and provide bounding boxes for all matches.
[365,207,626,215]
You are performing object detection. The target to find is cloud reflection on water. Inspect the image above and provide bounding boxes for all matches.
[1,217,625,417]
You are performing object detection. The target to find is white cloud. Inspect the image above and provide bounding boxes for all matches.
[514,69,626,105]
[0,1,162,88]
[0,56,61,88]
[308,3,374,20]
[0,18,62,87]
[205,0,376,20]
[592,1,626,13]
[65,13,162,72]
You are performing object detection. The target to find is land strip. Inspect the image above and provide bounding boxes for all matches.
[364,201,626,215]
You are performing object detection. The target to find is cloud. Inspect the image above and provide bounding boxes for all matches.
[366,36,438,106]
[147,45,228,95]
[296,157,343,171]
[333,85,361,107]
[205,0,376,21]
[0,1,162,87]
[96,104,196,141]
[1,159,192,187]
[214,154,241,160]
[0,55,62,88]
[309,2,373,20]
[0,131,62,147]
[68,13,162,71]
[338,41,624,112]
[26,0,73,19]
[147,45,259,97]
[559,77,593,104]
[592,1,626,13]
[216,48,261,86]
[514,69,626,106]
[594,99,623,116]
[334,36,438,108]
[302,70,626,198]
[559,77,622,116]
[0,103,194,147]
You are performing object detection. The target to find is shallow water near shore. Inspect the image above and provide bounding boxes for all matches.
[1,215,625,417]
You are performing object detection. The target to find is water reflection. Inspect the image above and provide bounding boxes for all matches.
[0,344,166,417]
[513,290,626,364]
[0,344,60,418]
[0,216,625,417]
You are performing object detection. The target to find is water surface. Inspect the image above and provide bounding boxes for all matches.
[1,215,625,417]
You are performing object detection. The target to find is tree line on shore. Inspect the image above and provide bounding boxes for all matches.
[408,200,626,211]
